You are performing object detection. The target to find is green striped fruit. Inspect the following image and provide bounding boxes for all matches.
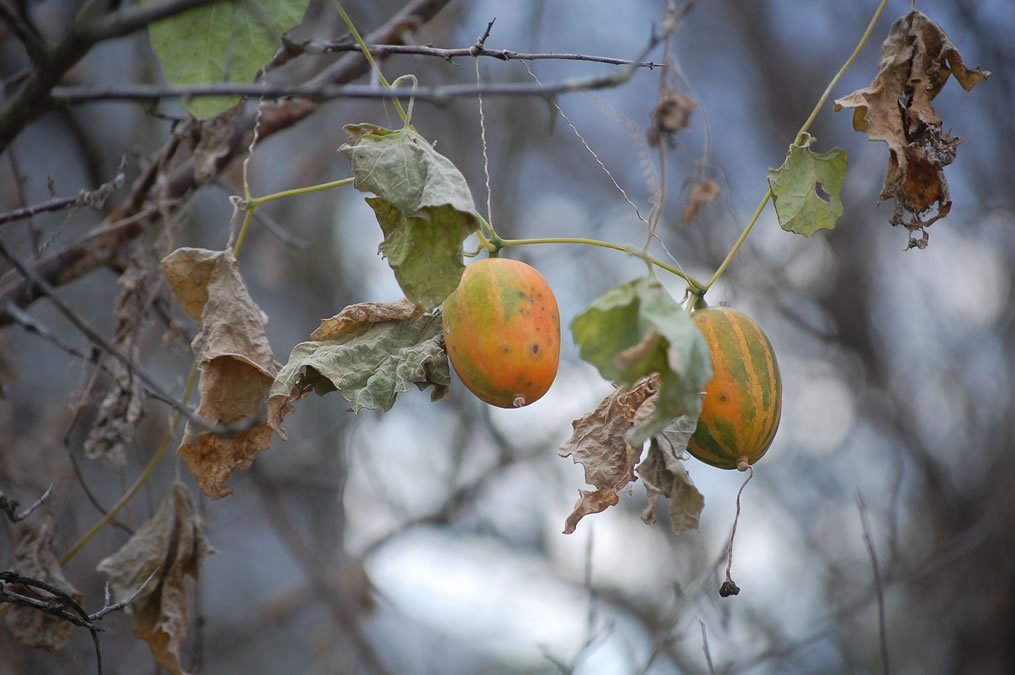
[687,307,782,470]
[442,258,560,408]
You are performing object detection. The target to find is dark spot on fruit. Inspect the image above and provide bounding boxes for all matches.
[501,346,510,354]
[532,344,539,354]
[517,290,526,298]
[720,393,728,402]
[529,297,535,304]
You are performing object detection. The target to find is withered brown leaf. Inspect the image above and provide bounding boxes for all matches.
[558,376,658,534]
[96,482,213,675]
[84,358,146,469]
[310,298,420,341]
[5,515,85,651]
[636,435,704,535]
[834,10,989,246]
[162,247,278,499]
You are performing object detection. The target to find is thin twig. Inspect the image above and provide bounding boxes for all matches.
[0,157,126,227]
[5,302,100,364]
[89,568,158,621]
[0,483,54,522]
[858,492,890,675]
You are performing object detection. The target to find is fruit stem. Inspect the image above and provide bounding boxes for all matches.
[498,236,701,286]
[702,0,889,294]
[334,2,410,127]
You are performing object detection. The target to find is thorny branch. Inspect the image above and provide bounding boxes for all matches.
[0,0,453,328]
[272,37,662,68]
[0,569,158,675]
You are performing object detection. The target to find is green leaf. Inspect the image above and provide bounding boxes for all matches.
[268,305,450,431]
[339,124,481,311]
[570,277,712,443]
[767,133,848,236]
[143,0,310,119]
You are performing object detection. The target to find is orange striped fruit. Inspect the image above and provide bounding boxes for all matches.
[687,307,782,470]
[441,258,560,408]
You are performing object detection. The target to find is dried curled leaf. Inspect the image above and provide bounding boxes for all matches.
[636,432,704,535]
[834,10,990,245]
[97,482,213,675]
[268,299,450,436]
[5,515,85,651]
[84,358,147,469]
[162,247,278,499]
[559,376,658,534]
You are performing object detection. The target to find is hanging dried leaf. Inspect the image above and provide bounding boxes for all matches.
[267,299,450,437]
[682,178,720,225]
[637,433,704,535]
[5,515,85,651]
[834,10,990,245]
[161,247,278,499]
[84,358,147,469]
[97,482,213,675]
[558,376,658,534]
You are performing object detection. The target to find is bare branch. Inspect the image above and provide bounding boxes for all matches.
[89,568,159,621]
[858,492,890,675]
[0,156,126,227]
[0,0,452,325]
[0,0,217,152]
[50,69,641,106]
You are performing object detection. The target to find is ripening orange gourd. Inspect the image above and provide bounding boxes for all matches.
[441,258,560,408]
[686,307,782,470]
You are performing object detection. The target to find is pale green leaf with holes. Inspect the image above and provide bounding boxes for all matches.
[768,134,848,237]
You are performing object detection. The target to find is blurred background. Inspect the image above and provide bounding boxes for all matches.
[2,0,1013,673]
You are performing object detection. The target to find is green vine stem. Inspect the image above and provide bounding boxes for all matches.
[701,0,889,294]
[498,236,701,287]
[334,1,409,127]
[248,177,355,208]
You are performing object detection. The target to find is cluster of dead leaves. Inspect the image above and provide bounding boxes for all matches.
[559,375,704,535]
[835,10,989,248]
